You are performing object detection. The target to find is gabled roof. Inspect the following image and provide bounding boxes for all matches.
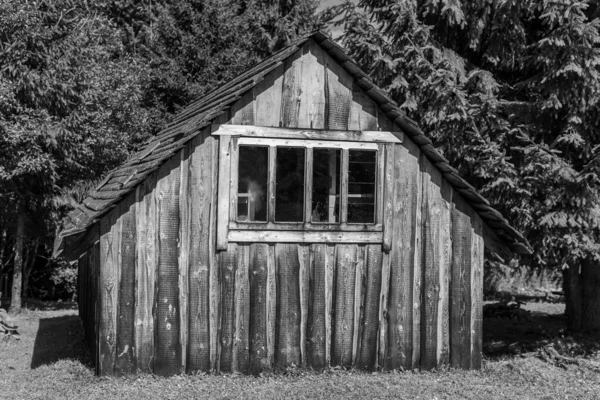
[54,31,532,258]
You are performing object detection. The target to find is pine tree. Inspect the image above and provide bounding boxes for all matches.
[332,0,600,332]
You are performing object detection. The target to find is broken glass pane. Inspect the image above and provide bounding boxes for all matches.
[347,150,376,224]
[275,147,305,222]
[238,146,268,222]
[311,148,341,223]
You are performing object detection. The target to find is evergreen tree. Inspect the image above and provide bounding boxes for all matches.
[331,0,600,331]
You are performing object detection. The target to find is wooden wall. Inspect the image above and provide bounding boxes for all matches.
[81,38,486,375]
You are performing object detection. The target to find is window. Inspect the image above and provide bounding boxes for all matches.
[230,137,383,232]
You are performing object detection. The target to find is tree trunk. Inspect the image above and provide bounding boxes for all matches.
[563,263,582,332]
[22,238,38,299]
[9,212,25,313]
[581,258,600,334]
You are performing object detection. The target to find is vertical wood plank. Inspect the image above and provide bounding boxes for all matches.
[299,245,310,367]
[188,132,213,372]
[382,144,394,252]
[280,48,303,128]
[219,243,237,372]
[92,242,101,374]
[135,173,157,373]
[357,244,382,369]
[268,147,277,223]
[377,252,391,369]
[209,136,220,372]
[471,214,484,369]
[325,244,335,366]
[352,246,365,366]
[216,134,231,251]
[420,154,443,370]
[179,147,190,373]
[438,181,452,367]
[235,244,250,373]
[275,244,302,367]
[332,244,356,367]
[386,140,421,369]
[154,155,182,376]
[115,193,136,375]
[249,243,269,374]
[307,244,327,368]
[99,206,121,375]
[323,51,352,130]
[254,64,285,127]
[267,244,277,368]
[340,150,349,224]
[450,194,473,369]
[349,82,378,130]
[297,40,326,129]
[230,90,255,125]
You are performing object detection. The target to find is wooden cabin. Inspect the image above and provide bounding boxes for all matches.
[54,32,531,376]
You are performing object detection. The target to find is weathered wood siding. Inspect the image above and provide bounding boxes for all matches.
[85,38,486,375]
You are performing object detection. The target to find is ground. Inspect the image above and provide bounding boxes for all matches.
[1,298,599,400]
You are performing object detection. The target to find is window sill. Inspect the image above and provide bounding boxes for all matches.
[227,230,383,244]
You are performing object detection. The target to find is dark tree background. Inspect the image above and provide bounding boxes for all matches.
[0,0,322,311]
[330,0,600,332]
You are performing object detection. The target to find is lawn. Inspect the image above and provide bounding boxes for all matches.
[1,299,599,400]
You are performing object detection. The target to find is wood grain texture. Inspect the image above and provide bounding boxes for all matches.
[179,147,190,373]
[91,242,101,373]
[209,136,220,372]
[438,180,452,367]
[249,243,269,374]
[216,135,231,251]
[352,246,365,366]
[219,244,237,372]
[297,40,326,129]
[307,244,327,368]
[377,252,391,369]
[187,132,213,372]
[332,244,356,367]
[349,82,378,130]
[280,47,303,128]
[154,155,182,376]
[267,245,277,367]
[115,193,136,375]
[471,212,484,369]
[420,154,442,370]
[275,244,302,367]
[230,90,255,126]
[450,194,473,369]
[99,206,121,375]
[323,48,352,130]
[254,64,285,127]
[235,244,250,373]
[298,245,310,366]
[135,172,157,374]
[382,144,395,253]
[357,244,382,369]
[387,139,421,369]
[325,244,335,365]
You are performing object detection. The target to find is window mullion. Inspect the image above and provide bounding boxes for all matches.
[340,148,349,224]
[230,137,239,223]
[304,147,313,227]
[268,146,277,223]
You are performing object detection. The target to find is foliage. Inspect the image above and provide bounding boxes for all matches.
[331,0,600,270]
[0,0,322,299]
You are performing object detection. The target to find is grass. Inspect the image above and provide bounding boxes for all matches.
[1,299,599,400]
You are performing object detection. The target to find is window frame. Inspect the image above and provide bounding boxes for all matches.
[229,137,384,232]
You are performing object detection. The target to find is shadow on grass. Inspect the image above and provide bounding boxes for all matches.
[31,314,92,369]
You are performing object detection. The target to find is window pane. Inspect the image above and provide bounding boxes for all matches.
[238,146,268,222]
[275,147,305,222]
[311,148,341,223]
[348,150,376,224]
